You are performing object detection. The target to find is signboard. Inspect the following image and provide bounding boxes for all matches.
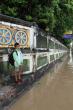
[64,34,73,39]
[64,31,72,35]
[64,31,73,39]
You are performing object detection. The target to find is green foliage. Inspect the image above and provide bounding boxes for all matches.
[0,0,73,46]
[25,15,33,21]
[6,0,27,4]
[4,7,17,17]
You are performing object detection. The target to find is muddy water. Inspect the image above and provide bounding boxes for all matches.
[10,54,73,110]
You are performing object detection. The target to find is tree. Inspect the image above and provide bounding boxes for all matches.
[0,0,73,46]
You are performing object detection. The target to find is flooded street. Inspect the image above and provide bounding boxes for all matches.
[10,54,73,110]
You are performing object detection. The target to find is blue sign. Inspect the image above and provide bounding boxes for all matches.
[64,34,73,39]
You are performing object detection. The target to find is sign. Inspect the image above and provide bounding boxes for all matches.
[64,34,73,39]
[64,31,72,35]
[64,30,73,39]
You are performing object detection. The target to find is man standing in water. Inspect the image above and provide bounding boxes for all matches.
[13,42,23,84]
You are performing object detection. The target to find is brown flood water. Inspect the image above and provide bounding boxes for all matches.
[10,54,73,110]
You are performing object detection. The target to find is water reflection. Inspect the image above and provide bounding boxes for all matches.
[10,56,67,110]
[68,49,73,65]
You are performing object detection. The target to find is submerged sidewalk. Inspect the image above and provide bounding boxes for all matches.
[10,55,73,110]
